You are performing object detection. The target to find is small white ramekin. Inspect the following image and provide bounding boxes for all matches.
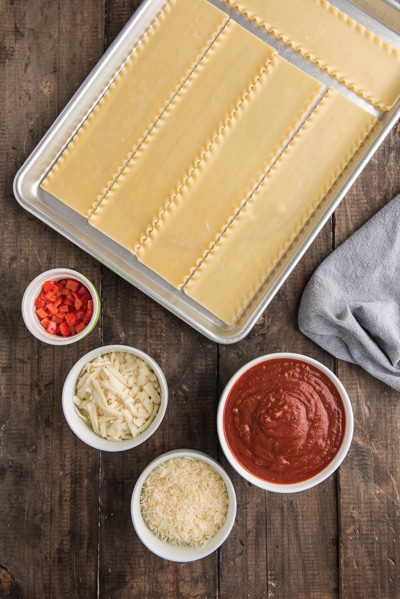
[21,268,100,345]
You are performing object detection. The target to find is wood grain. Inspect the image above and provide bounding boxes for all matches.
[336,124,400,599]
[1,0,399,597]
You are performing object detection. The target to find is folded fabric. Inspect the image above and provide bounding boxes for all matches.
[298,193,400,392]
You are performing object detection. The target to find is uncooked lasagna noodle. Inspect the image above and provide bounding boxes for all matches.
[88,18,277,250]
[40,0,390,326]
[183,89,377,323]
[41,0,230,216]
[222,0,400,111]
[136,56,324,287]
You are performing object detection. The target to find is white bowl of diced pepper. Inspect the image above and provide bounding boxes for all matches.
[21,268,100,345]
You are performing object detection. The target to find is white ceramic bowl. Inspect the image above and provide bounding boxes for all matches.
[21,268,100,345]
[62,344,168,451]
[217,353,354,493]
[131,449,237,562]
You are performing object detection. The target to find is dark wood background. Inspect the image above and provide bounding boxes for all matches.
[1,1,399,597]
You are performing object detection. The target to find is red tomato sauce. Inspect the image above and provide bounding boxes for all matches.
[223,358,346,484]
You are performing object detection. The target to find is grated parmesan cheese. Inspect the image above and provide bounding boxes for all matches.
[73,351,161,441]
[140,457,229,548]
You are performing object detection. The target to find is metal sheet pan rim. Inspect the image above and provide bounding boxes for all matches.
[13,0,400,344]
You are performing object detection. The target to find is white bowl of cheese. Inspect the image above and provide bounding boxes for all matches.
[62,345,168,451]
[131,449,237,562]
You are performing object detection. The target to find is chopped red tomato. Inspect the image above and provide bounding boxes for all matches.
[35,278,94,337]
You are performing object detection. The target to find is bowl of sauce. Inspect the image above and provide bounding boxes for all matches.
[217,353,353,492]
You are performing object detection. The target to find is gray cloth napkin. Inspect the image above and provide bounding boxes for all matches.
[298,193,400,392]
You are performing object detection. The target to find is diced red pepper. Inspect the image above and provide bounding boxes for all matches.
[34,296,46,309]
[34,278,94,337]
[83,309,93,323]
[47,302,59,315]
[46,320,58,335]
[64,296,74,307]
[36,307,48,320]
[45,291,57,302]
[43,281,56,293]
[59,321,71,337]
[65,312,77,327]
[65,279,80,292]
[51,315,63,324]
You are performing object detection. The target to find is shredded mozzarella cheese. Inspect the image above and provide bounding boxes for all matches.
[140,457,229,548]
[73,351,161,441]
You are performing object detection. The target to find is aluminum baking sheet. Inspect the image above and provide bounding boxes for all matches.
[14,0,400,344]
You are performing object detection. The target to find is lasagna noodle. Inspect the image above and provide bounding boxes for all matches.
[183,89,377,324]
[88,21,277,250]
[136,55,324,287]
[223,0,400,111]
[40,0,230,217]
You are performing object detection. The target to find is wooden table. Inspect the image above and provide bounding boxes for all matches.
[1,1,399,597]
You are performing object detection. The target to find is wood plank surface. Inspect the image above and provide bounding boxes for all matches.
[336,127,400,599]
[1,1,399,598]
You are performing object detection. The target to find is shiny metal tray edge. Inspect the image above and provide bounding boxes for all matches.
[349,0,400,34]
[13,0,400,344]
